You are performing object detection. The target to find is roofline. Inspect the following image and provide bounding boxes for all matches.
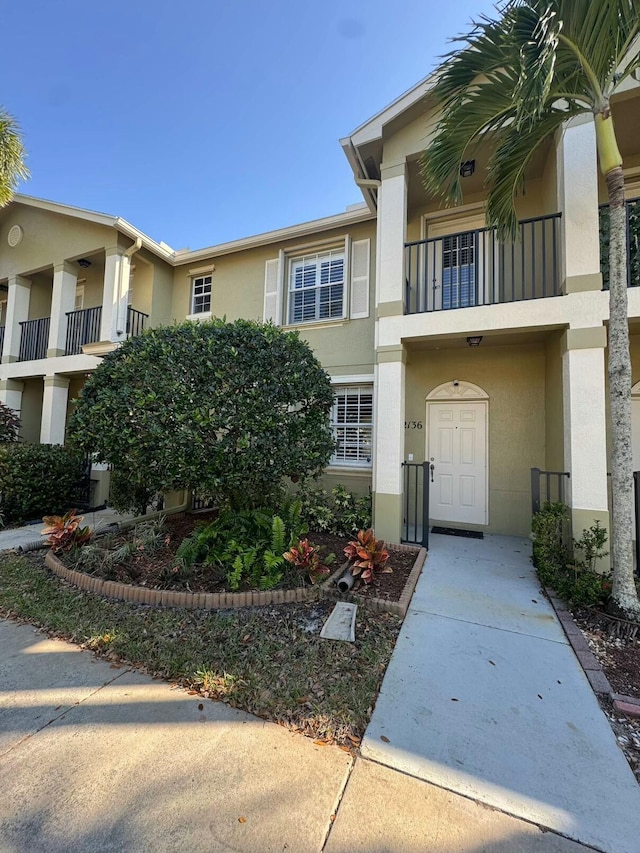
[174,205,375,264]
[13,194,176,261]
[340,70,438,151]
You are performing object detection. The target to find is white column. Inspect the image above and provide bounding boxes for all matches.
[562,327,609,548]
[556,118,601,292]
[0,379,24,417]
[48,262,78,356]
[100,248,130,342]
[2,275,31,363]
[376,159,408,311]
[373,350,405,543]
[40,375,70,445]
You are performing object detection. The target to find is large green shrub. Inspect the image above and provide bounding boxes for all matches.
[0,443,84,524]
[0,401,20,444]
[297,483,372,537]
[68,319,335,513]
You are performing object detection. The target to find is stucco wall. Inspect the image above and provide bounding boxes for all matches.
[0,204,116,281]
[171,219,377,375]
[404,342,546,535]
[544,331,565,471]
[19,378,43,444]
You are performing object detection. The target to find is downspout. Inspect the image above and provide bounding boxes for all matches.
[116,237,142,335]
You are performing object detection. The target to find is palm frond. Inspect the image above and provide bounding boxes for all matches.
[486,104,581,238]
[0,109,29,207]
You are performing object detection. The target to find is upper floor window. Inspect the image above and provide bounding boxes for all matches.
[192,274,212,314]
[331,385,373,468]
[288,249,345,325]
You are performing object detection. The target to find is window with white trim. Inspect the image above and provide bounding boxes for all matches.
[331,385,373,467]
[191,274,212,314]
[288,249,344,324]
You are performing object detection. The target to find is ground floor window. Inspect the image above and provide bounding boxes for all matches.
[331,385,373,467]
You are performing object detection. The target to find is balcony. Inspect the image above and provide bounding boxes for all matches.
[65,307,102,355]
[18,317,50,362]
[600,197,640,290]
[404,213,561,315]
[126,307,148,337]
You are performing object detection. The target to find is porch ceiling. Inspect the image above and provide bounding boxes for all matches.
[404,327,563,352]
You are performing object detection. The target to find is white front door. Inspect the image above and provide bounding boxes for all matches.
[427,401,488,526]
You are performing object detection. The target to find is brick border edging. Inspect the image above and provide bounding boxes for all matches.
[545,586,640,719]
[44,543,427,616]
[323,544,427,617]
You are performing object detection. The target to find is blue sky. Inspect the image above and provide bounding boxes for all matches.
[4,1,496,251]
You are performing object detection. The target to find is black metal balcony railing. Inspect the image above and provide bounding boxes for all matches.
[65,306,102,355]
[599,197,640,290]
[0,326,5,357]
[126,307,148,337]
[18,317,50,362]
[404,213,562,315]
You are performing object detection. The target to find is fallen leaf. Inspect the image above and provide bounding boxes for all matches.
[187,690,198,695]
[532,599,538,604]
[380,735,390,743]
[314,739,328,746]
[538,694,543,700]
[338,745,352,753]
[198,703,204,711]
[451,698,459,702]
[297,696,310,704]
[330,814,336,822]
[488,660,496,666]
[238,817,246,824]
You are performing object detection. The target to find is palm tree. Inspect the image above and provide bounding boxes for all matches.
[0,107,28,207]
[421,0,640,618]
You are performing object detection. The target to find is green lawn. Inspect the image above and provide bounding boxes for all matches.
[0,552,401,745]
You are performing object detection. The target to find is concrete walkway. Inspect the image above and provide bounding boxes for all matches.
[0,508,136,552]
[0,618,592,853]
[362,533,640,853]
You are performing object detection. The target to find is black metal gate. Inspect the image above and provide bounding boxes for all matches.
[401,461,429,548]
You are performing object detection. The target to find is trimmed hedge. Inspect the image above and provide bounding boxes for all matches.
[0,443,85,525]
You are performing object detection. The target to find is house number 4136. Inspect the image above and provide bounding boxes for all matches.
[404,421,423,430]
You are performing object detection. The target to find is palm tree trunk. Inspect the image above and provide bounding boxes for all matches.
[606,164,640,618]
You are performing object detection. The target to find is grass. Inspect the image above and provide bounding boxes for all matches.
[0,552,402,745]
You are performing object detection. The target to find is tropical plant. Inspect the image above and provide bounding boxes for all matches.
[421,0,640,619]
[0,107,29,207]
[344,528,391,585]
[283,539,332,584]
[297,483,372,537]
[68,319,335,513]
[41,509,92,553]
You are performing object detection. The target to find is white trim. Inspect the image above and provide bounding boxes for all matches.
[330,374,375,385]
[175,208,375,264]
[427,380,489,401]
[188,264,215,276]
[13,194,176,261]
[186,311,212,322]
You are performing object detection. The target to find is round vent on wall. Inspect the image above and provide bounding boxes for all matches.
[7,225,23,247]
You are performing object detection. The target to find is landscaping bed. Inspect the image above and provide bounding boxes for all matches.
[52,512,418,603]
[0,551,402,746]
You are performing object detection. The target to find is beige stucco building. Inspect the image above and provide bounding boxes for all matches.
[1,72,639,547]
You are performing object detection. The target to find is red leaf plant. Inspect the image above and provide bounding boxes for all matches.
[41,509,92,553]
[343,528,391,584]
[283,538,330,584]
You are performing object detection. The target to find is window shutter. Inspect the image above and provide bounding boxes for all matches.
[263,257,281,324]
[350,238,370,319]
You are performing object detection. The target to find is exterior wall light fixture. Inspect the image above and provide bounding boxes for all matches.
[467,336,483,347]
[460,160,475,178]
[78,258,92,268]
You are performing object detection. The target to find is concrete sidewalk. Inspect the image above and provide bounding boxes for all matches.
[0,618,591,853]
[0,507,136,552]
[361,533,640,853]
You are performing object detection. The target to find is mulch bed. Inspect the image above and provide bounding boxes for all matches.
[63,513,413,599]
[574,608,640,697]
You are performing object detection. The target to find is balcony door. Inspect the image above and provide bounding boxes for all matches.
[425,213,491,310]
